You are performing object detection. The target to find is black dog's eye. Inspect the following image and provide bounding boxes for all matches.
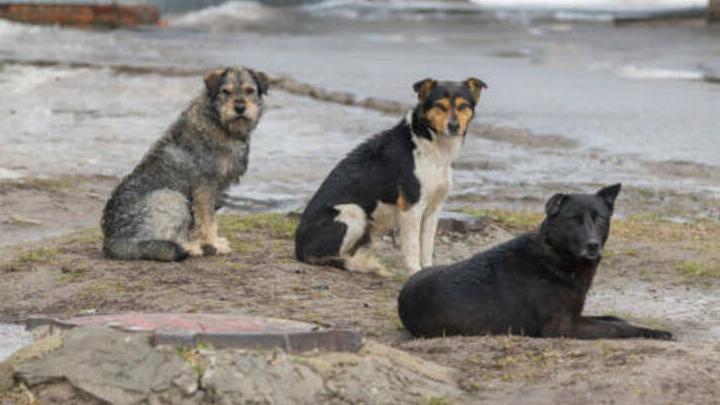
[457,104,469,111]
[244,87,256,96]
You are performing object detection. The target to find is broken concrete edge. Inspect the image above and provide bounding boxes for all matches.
[6,327,467,404]
[612,7,707,24]
[0,58,411,115]
[153,330,364,353]
[24,316,363,354]
[2,58,576,148]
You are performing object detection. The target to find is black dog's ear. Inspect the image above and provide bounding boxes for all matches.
[545,193,568,217]
[412,78,437,102]
[597,183,622,209]
[204,68,228,96]
[249,69,270,96]
[464,77,487,103]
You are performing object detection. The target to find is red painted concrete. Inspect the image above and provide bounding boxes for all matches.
[0,3,159,28]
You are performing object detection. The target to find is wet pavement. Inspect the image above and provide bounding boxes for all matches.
[0,8,718,211]
[0,323,32,362]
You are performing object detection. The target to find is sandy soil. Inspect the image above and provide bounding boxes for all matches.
[1,178,719,403]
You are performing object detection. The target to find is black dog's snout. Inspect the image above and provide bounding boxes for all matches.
[586,242,600,253]
[448,121,460,133]
[234,101,246,114]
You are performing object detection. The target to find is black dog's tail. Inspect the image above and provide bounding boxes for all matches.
[104,239,189,262]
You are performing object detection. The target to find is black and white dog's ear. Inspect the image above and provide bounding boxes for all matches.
[545,193,568,217]
[464,77,487,103]
[249,69,270,96]
[412,78,437,102]
[204,67,228,96]
[597,183,622,209]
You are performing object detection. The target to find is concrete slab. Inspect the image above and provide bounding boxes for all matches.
[25,313,363,353]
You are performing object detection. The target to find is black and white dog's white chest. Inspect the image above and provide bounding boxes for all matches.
[411,135,460,209]
[369,116,462,234]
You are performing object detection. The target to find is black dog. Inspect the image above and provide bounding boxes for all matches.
[398,184,674,340]
[295,78,487,276]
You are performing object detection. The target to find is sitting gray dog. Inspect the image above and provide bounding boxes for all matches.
[102,66,269,261]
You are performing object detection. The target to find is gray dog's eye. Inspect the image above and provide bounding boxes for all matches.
[244,87,256,96]
[221,89,232,95]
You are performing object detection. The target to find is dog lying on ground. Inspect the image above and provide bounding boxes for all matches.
[101,66,269,261]
[398,184,674,340]
[294,77,487,276]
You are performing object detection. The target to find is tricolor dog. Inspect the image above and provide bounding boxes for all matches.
[295,78,487,275]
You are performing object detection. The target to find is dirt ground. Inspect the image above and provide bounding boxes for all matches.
[1,176,720,404]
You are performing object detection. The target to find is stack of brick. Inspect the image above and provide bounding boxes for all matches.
[0,3,159,28]
[710,0,720,22]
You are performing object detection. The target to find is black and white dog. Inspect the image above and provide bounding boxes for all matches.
[295,78,487,276]
[398,184,674,340]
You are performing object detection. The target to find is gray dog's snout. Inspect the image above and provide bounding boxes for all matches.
[234,102,246,114]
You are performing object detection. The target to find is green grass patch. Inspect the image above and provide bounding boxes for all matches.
[676,260,720,281]
[0,176,80,194]
[176,346,207,377]
[16,246,58,264]
[63,227,103,245]
[421,396,450,405]
[78,280,125,301]
[1,245,58,272]
[218,213,297,239]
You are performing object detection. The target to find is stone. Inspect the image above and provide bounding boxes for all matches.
[202,342,466,405]
[9,327,469,404]
[202,351,326,405]
[14,327,201,404]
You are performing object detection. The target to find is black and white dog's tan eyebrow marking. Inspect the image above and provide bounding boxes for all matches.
[294,77,487,276]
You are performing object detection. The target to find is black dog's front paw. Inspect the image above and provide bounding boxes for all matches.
[591,315,629,324]
[640,328,675,341]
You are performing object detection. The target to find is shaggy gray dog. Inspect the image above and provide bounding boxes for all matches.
[102,66,269,261]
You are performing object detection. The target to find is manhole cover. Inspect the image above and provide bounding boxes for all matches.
[26,313,362,353]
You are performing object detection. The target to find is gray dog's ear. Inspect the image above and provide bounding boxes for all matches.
[249,69,270,96]
[597,183,622,209]
[545,193,568,217]
[204,68,228,95]
[412,78,437,102]
[464,77,487,103]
